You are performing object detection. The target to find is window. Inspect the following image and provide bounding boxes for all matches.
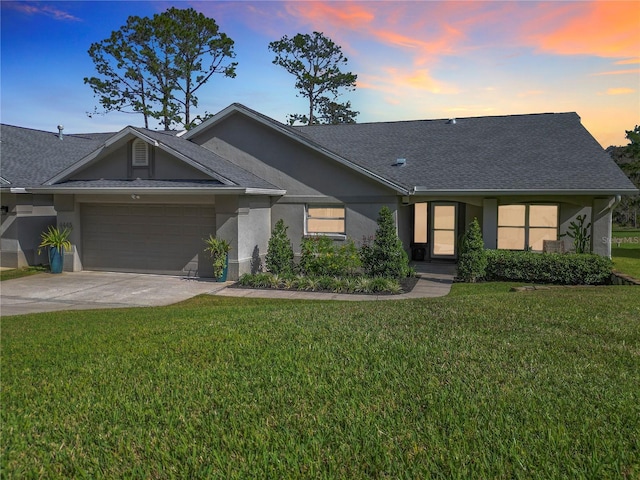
[132,139,149,167]
[432,204,456,256]
[306,206,345,235]
[498,204,558,251]
[414,203,428,243]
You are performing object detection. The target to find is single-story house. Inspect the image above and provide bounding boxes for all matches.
[1,103,637,279]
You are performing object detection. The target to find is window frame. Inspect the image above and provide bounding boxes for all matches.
[305,205,346,238]
[497,203,559,252]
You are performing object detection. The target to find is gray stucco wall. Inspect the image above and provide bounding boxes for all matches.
[192,113,403,261]
[0,193,55,268]
[192,113,395,198]
[270,199,401,261]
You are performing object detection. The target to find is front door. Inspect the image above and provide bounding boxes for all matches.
[431,203,457,259]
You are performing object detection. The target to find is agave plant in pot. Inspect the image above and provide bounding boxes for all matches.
[38,225,72,274]
[204,235,232,281]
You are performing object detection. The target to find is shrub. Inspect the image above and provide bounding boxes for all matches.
[457,218,487,282]
[560,214,592,253]
[485,250,613,285]
[265,219,294,275]
[298,236,361,277]
[360,206,411,278]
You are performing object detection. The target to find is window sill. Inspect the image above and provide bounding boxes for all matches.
[303,233,347,241]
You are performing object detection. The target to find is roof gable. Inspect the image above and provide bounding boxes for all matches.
[42,126,277,191]
[185,103,410,194]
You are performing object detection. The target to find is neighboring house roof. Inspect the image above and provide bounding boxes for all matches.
[295,112,638,195]
[0,124,108,188]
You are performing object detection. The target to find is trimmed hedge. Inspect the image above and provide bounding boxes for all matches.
[485,250,613,285]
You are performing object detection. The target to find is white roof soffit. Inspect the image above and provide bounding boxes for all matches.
[184,104,410,195]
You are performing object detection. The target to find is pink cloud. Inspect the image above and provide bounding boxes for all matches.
[591,69,640,76]
[525,1,640,58]
[615,58,640,65]
[5,1,80,21]
[605,88,636,95]
[359,67,459,96]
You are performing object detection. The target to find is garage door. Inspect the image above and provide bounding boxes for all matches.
[82,204,216,276]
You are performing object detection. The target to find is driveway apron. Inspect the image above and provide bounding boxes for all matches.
[0,271,225,316]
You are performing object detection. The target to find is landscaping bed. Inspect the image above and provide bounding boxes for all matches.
[232,273,419,295]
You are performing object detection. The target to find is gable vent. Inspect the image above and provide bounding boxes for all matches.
[132,139,149,167]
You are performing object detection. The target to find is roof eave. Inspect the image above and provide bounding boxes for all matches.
[410,187,640,196]
[25,186,286,196]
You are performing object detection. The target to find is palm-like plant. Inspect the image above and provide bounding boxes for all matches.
[38,226,72,274]
[38,226,72,254]
[204,235,231,279]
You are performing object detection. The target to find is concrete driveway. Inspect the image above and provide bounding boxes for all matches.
[0,271,227,316]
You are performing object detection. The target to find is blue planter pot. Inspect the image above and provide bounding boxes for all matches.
[48,246,64,274]
[216,255,229,282]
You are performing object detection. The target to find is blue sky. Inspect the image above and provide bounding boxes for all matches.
[1,0,639,147]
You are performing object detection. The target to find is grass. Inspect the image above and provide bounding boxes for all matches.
[611,228,640,279]
[2,289,639,478]
[0,265,47,281]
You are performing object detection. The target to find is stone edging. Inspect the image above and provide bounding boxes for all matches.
[510,272,640,292]
[611,271,640,285]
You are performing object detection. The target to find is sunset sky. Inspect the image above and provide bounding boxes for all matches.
[1,0,639,147]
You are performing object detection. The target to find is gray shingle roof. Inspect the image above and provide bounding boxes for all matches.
[295,112,638,193]
[0,125,108,187]
[0,124,278,191]
[3,109,637,196]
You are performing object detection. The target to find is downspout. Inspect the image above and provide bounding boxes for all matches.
[595,195,621,258]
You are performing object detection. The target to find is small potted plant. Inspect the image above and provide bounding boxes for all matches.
[38,225,72,274]
[204,235,232,281]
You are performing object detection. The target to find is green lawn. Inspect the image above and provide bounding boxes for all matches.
[2,289,639,478]
[0,266,47,281]
[612,228,640,279]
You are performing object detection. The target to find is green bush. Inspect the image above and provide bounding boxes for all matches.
[457,218,487,282]
[299,236,361,277]
[360,206,411,278]
[265,219,295,275]
[485,250,613,285]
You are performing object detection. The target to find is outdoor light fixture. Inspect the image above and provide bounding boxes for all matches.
[131,194,141,200]
[1,206,8,214]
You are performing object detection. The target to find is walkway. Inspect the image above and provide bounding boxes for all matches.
[1,263,456,316]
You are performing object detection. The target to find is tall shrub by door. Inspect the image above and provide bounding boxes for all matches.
[265,219,294,275]
[360,206,411,278]
[457,218,487,282]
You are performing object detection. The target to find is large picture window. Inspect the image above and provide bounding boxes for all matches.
[497,204,558,251]
[306,206,345,235]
